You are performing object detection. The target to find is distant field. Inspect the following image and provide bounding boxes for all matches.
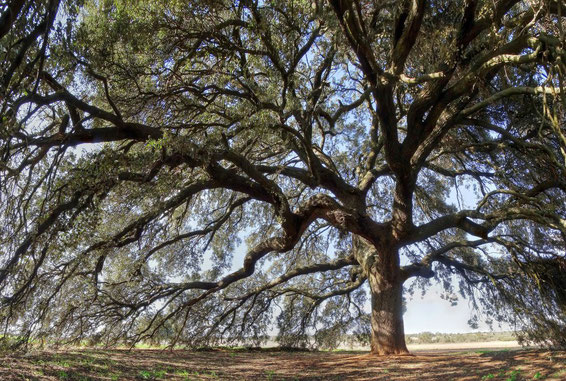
[259,331,519,350]
[1,347,564,380]
[408,340,521,352]
[404,331,517,344]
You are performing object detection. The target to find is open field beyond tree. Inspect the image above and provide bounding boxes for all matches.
[0,348,564,381]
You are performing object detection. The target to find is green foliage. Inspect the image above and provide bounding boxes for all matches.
[137,369,167,380]
[1,0,565,353]
[265,369,276,380]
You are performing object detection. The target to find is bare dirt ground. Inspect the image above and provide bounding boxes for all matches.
[0,346,564,380]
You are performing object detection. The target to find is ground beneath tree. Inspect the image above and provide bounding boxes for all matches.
[0,347,564,380]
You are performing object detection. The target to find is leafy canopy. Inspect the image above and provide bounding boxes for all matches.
[0,0,565,349]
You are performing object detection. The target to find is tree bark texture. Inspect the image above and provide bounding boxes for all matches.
[368,246,409,355]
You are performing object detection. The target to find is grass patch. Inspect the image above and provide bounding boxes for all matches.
[138,368,167,379]
[549,369,566,379]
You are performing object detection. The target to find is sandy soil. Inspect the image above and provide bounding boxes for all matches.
[0,347,564,380]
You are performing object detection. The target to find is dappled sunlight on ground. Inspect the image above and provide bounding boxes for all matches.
[0,347,564,380]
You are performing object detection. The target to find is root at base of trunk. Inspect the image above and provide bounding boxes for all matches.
[369,349,413,357]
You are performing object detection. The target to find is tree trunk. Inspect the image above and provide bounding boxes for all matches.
[368,247,409,355]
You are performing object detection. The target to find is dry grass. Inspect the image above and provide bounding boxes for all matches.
[0,347,564,380]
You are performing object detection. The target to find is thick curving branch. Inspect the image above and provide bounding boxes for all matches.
[401,239,491,280]
[407,210,493,244]
[225,254,359,302]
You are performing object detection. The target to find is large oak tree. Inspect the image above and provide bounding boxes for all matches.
[1,0,565,354]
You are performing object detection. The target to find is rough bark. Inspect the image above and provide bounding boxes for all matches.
[368,246,409,355]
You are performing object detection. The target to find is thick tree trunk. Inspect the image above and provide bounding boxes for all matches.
[368,247,409,355]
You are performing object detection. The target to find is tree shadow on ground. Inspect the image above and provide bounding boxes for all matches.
[0,348,564,380]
